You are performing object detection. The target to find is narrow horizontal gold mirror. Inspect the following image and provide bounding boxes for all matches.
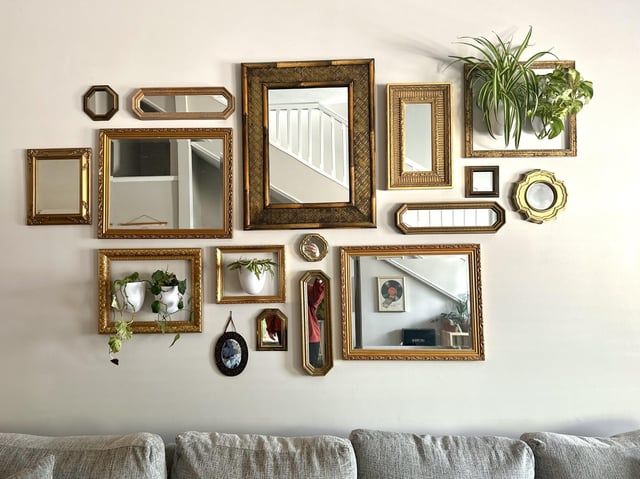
[98,128,232,239]
[395,202,505,234]
[340,245,484,360]
[300,270,333,375]
[512,169,567,223]
[26,148,91,225]
[387,83,451,189]
[242,59,376,229]
[132,87,234,120]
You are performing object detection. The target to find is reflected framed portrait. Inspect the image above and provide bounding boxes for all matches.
[377,277,406,312]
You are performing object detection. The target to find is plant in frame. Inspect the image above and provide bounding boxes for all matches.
[227,258,277,279]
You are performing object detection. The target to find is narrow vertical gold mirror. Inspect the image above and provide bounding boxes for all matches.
[300,271,333,376]
[26,148,91,225]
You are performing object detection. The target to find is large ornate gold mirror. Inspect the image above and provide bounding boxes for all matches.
[340,244,484,360]
[242,59,376,229]
[98,128,232,239]
[300,270,333,375]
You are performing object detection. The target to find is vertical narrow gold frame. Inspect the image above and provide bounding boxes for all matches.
[26,148,91,225]
[300,270,333,376]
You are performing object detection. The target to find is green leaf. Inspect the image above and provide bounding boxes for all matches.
[177,300,184,310]
[169,333,181,348]
[108,336,122,354]
[178,280,187,295]
[150,285,161,295]
[151,300,161,314]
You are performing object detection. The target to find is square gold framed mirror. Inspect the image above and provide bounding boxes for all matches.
[242,59,376,229]
[98,128,232,239]
[26,148,91,225]
[340,244,484,360]
[387,83,452,189]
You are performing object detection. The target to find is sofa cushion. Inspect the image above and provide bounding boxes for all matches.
[0,432,166,479]
[521,430,640,479]
[6,455,55,479]
[349,429,534,479]
[171,431,356,479]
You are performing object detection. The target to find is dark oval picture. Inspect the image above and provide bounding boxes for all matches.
[214,332,248,376]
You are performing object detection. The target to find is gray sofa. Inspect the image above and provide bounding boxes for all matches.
[1,428,639,478]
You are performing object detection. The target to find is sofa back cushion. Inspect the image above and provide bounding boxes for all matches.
[521,430,640,479]
[6,455,55,479]
[349,429,534,479]
[171,431,356,479]
[0,432,166,479]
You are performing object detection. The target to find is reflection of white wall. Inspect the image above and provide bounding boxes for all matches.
[35,159,80,213]
[404,103,432,171]
[110,179,178,228]
[192,154,222,228]
[357,257,467,346]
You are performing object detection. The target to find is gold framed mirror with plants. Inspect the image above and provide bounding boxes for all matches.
[241,59,376,229]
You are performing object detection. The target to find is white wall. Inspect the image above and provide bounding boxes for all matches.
[1,0,639,441]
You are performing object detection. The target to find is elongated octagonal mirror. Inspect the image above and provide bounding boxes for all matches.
[395,202,505,234]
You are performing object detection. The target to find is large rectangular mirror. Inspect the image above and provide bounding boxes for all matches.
[340,244,484,360]
[242,59,376,229]
[98,128,232,239]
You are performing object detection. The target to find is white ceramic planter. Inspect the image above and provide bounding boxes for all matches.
[122,281,146,313]
[238,267,266,295]
[156,285,181,314]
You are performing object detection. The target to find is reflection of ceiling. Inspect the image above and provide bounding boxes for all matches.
[268,87,347,105]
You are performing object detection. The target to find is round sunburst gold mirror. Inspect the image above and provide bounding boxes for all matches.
[512,170,567,224]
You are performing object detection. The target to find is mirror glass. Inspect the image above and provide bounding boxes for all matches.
[88,90,115,116]
[35,159,81,214]
[141,94,229,114]
[267,87,350,204]
[526,182,556,211]
[403,103,432,172]
[350,254,472,350]
[400,207,497,228]
[472,171,495,192]
[299,233,328,262]
[257,309,287,350]
[301,272,332,375]
[221,338,242,369]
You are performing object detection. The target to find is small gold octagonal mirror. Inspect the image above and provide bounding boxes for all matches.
[83,85,119,121]
[512,169,567,223]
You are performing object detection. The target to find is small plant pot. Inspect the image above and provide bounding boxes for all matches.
[238,267,266,295]
[488,105,505,137]
[122,281,146,313]
[155,286,181,314]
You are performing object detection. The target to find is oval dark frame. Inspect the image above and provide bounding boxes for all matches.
[214,331,248,376]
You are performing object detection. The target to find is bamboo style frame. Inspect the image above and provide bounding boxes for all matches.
[464,60,578,157]
[26,148,92,225]
[98,128,233,239]
[97,248,203,334]
[300,270,333,376]
[242,59,376,229]
[340,244,484,360]
[215,245,286,304]
[387,83,452,189]
[131,87,235,120]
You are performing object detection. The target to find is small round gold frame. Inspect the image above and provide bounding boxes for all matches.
[512,170,567,224]
[298,234,329,262]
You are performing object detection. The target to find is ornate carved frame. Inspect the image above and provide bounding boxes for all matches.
[395,202,506,234]
[97,248,203,334]
[464,60,577,157]
[131,87,235,120]
[300,270,333,376]
[98,128,233,239]
[511,169,567,223]
[242,59,376,229]
[26,147,92,225]
[387,83,452,189]
[340,244,484,361]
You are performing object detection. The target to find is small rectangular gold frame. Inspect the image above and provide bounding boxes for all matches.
[216,245,286,304]
[98,248,203,334]
[387,83,452,189]
[464,60,577,157]
[26,148,91,225]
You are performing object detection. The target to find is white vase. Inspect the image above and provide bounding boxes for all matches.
[238,267,266,295]
[122,281,146,313]
[487,104,505,137]
[155,285,181,314]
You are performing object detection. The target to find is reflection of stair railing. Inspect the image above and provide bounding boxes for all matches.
[383,258,461,302]
[269,102,349,188]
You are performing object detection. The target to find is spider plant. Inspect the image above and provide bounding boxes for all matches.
[450,27,553,148]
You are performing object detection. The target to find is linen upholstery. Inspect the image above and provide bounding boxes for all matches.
[521,430,640,479]
[171,431,357,479]
[0,432,166,479]
[6,455,55,479]
[349,429,534,479]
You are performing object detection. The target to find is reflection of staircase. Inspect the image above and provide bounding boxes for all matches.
[383,258,461,302]
[269,102,349,188]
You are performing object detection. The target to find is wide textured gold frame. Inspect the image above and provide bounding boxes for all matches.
[464,61,577,157]
[256,308,288,351]
[387,83,452,189]
[242,59,376,229]
[395,202,506,234]
[98,128,233,239]
[512,169,567,224]
[340,244,484,361]
[215,245,286,304]
[300,270,333,376]
[98,248,203,334]
[131,87,235,120]
[26,148,91,225]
